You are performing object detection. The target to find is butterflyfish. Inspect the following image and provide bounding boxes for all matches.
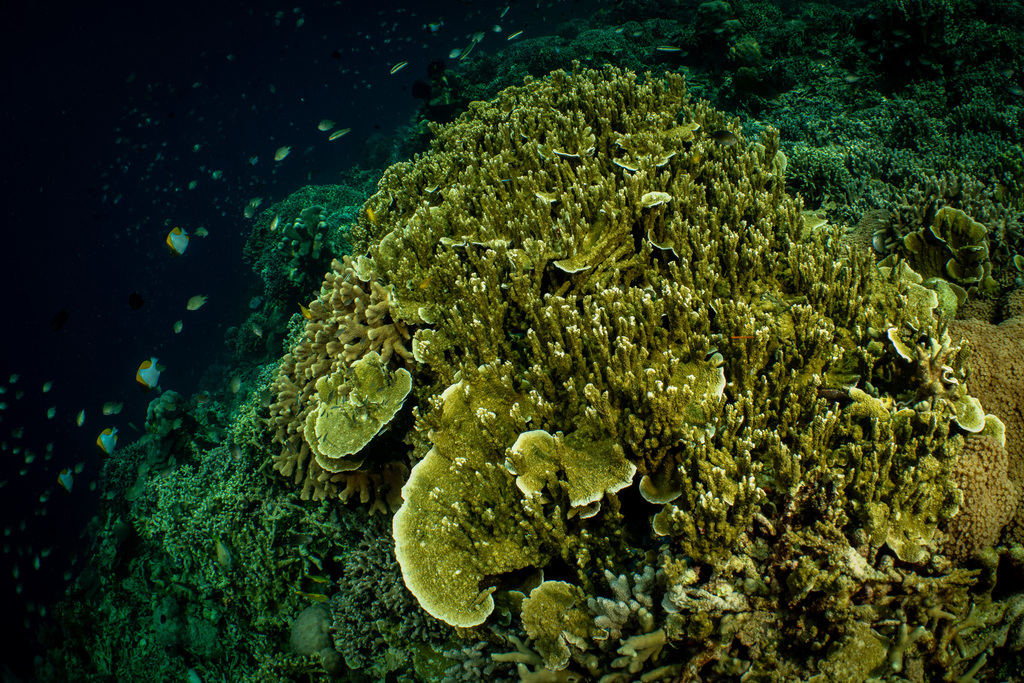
[57,469,73,493]
[166,227,190,256]
[136,357,162,391]
[96,427,118,455]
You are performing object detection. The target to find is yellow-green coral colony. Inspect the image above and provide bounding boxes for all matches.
[271,65,1011,679]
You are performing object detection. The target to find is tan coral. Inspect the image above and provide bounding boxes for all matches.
[268,256,414,505]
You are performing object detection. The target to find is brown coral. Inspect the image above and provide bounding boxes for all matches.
[268,256,414,504]
[949,309,1024,545]
[943,434,1019,559]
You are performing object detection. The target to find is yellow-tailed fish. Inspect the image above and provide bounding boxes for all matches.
[274,146,291,161]
[166,227,189,256]
[42,381,53,393]
[294,590,328,603]
[328,128,351,140]
[136,357,162,392]
[318,119,335,131]
[187,295,207,310]
[102,401,123,416]
[269,214,280,232]
[194,227,209,237]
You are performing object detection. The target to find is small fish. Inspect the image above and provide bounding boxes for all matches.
[305,574,331,584]
[248,197,262,213]
[843,74,861,84]
[73,462,84,474]
[76,410,85,427]
[274,146,292,161]
[298,302,312,320]
[166,227,190,256]
[656,45,682,52]
[9,374,18,383]
[187,295,208,311]
[449,48,462,59]
[215,538,234,570]
[136,357,162,392]
[46,407,56,419]
[194,227,209,238]
[230,377,242,394]
[294,590,328,603]
[390,61,409,75]
[507,30,523,41]
[251,322,263,339]
[174,320,183,334]
[42,382,53,393]
[328,128,351,140]
[57,469,73,494]
[711,129,739,146]
[317,119,335,131]
[102,402,123,416]
[269,214,280,232]
[366,206,378,225]
[1009,84,1024,97]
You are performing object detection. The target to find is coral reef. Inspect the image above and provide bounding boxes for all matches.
[36,3,1024,679]
[326,63,1022,680]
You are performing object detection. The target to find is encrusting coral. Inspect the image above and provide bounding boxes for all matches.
[270,64,1023,680]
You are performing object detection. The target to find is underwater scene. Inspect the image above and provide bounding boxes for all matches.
[1,0,1023,681]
